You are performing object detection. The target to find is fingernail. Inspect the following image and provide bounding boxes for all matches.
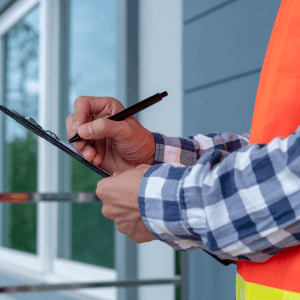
[73,121,77,129]
[87,124,92,135]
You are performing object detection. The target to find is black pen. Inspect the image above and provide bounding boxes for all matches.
[67,91,168,143]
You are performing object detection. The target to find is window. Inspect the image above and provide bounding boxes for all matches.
[0,1,117,299]
[2,4,39,255]
[0,1,178,299]
[60,0,117,270]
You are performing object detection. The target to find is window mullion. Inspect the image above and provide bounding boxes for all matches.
[38,0,61,273]
[116,1,138,300]
[57,0,72,261]
[0,36,5,247]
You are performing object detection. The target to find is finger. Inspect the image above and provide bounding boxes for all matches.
[90,137,107,167]
[80,141,97,162]
[66,114,84,149]
[65,114,83,149]
[77,117,128,141]
[71,96,124,153]
[73,96,125,122]
[74,115,98,160]
[92,153,102,166]
[65,114,75,140]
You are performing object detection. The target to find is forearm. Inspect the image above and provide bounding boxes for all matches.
[140,126,300,262]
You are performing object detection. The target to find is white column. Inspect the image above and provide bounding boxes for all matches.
[38,0,60,273]
[138,1,183,300]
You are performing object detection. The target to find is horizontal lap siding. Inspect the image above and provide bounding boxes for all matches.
[184,0,281,92]
[183,1,281,299]
[184,72,260,137]
[184,0,229,21]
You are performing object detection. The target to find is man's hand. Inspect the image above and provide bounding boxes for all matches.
[96,164,158,244]
[66,96,156,175]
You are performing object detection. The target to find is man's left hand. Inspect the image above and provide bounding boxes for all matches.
[96,164,158,243]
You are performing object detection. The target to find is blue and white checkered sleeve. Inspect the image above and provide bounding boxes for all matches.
[151,130,250,167]
[139,126,300,262]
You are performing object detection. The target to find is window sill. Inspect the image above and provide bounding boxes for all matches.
[0,248,116,300]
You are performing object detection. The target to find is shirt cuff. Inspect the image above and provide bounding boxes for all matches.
[151,132,194,166]
[138,163,206,251]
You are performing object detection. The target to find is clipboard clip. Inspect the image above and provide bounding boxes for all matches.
[22,114,61,141]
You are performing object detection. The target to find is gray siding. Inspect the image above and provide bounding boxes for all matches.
[184,0,230,21]
[183,0,281,299]
[183,0,281,136]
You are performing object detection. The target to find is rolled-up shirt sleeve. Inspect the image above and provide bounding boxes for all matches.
[151,130,251,166]
[138,127,300,262]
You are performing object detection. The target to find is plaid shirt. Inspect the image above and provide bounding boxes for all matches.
[138,127,300,262]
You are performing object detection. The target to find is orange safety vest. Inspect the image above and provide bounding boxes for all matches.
[236,0,300,299]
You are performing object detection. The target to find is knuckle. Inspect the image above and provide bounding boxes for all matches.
[73,96,93,111]
[101,206,110,219]
[108,97,125,112]
[116,224,126,234]
[73,97,81,108]
[74,96,86,105]
[108,96,120,104]
[96,179,110,195]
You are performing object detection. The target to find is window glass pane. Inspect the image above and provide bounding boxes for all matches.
[65,0,117,269]
[3,6,40,254]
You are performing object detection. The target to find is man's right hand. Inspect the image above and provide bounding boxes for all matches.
[66,96,156,175]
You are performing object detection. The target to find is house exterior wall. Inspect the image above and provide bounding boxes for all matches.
[183,1,281,299]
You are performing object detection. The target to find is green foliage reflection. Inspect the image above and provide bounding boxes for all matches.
[71,159,115,269]
[7,131,37,254]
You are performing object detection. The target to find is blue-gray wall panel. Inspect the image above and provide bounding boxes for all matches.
[184,0,228,22]
[183,1,282,299]
[184,0,280,92]
[189,250,237,300]
[183,72,260,137]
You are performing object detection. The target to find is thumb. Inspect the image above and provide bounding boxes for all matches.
[78,118,126,140]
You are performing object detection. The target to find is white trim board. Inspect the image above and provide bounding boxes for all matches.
[0,0,39,36]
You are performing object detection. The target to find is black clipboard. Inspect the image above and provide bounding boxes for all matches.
[0,105,111,178]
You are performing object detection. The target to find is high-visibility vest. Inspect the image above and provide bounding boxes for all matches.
[236,0,300,299]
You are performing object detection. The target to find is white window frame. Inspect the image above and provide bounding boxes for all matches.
[0,0,116,299]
